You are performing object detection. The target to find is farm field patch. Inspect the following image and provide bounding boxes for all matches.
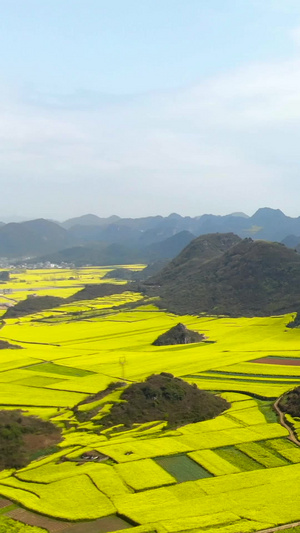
[251,356,300,365]
[154,455,213,482]
[264,437,300,462]
[114,458,176,490]
[187,449,241,476]
[25,362,94,377]
[214,445,264,471]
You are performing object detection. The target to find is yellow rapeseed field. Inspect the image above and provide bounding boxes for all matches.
[0,267,300,532]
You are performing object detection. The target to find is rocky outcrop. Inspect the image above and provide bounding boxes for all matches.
[152,323,205,346]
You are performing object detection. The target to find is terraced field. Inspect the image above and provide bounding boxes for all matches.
[0,267,300,532]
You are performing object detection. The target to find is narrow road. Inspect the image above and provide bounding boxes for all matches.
[255,521,300,533]
[273,397,300,446]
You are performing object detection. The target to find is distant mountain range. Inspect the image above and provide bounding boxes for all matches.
[2,207,300,264]
[0,219,73,258]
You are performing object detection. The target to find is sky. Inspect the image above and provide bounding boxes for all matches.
[2,0,300,221]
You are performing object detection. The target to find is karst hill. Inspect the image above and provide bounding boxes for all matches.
[148,232,242,286]
[99,374,229,429]
[146,236,300,317]
[152,323,206,346]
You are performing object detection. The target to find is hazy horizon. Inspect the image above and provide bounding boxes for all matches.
[2,205,300,224]
[2,1,300,219]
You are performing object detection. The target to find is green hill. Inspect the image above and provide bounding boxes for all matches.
[99,373,229,429]
[147,237,300,317]
[148,232,242,286]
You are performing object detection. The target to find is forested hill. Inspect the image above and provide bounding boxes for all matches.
[148,232,242,285]
[146,238,300,317]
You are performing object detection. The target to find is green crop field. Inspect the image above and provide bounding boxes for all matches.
[154,455,213,483]
[1,267,300,532]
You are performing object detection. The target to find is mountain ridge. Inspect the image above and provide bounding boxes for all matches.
[2,207,300,263]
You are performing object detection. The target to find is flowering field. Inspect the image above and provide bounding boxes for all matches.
[0,267,300,532]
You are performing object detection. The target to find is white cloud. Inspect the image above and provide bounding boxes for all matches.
[3,49,300,218]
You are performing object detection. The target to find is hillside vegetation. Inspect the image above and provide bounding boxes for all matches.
[4,296,64,319]
[152,323,206,345]
[279,387,300,418]
[147,237,300,317]
[0,411,61,470]
[148,232,242,286]
[99,373,229,429]
[3,284,129,318]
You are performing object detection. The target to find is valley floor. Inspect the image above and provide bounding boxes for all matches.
[0,267,300,532]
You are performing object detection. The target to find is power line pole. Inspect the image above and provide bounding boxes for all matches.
[119,356,127,380]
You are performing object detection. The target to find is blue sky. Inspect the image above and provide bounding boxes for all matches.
[2,0,300,220]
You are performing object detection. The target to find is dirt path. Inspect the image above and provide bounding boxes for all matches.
[255,522,300,533]
[273,397,300,446]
